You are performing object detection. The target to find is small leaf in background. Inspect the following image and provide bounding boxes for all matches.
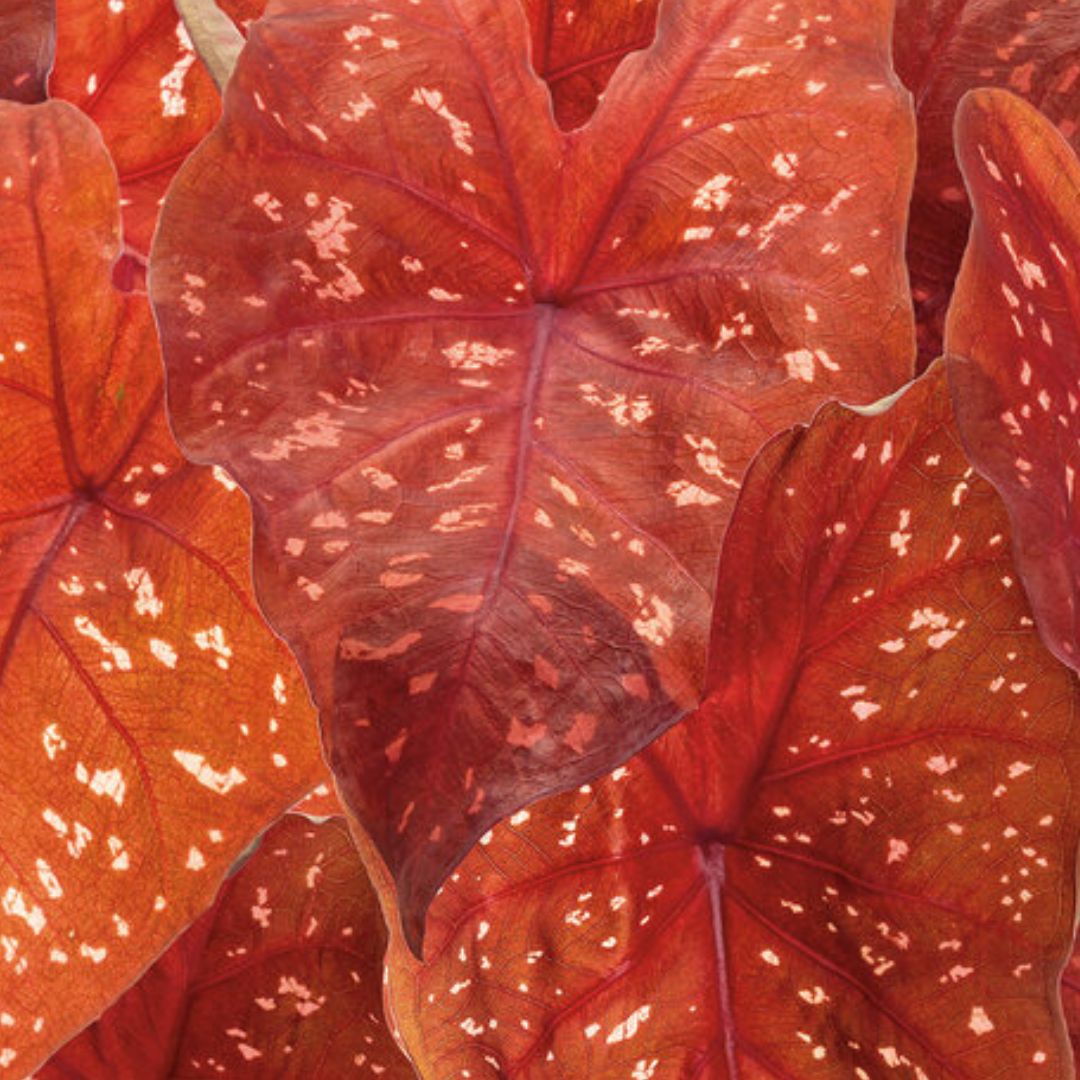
[0,100,325,1074]
[945,88,1080,672]
[151,0,916,953]
[893,0,1080,368]
[0,0,53,103]
[38,814,414,1078]
[522,0,659,130]
[386,366,1080,1077]
[175,0,245,91]
[48,0,262,261]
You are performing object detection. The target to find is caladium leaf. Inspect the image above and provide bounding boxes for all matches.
[0,0,53,103]
[385,365,1080,1077]
[945,88,1080,673]
[523,0,660,131]
[48,0,261,260]
[150,0,916,953]
[893,0,1080,368]
[37,814,414,1079]
[0,100,325,1074]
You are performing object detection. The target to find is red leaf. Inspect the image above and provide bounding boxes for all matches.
[1065,937,1080,1069]
[48,0,262,259]
[0,0,53,103]
[0,100,326,1074]
[894,0,1080,369]
[522,0,659,130]
[38,814,414,1078]
[387,365,1080,1076]
[150,0,916,953]
[945,89,1080,672]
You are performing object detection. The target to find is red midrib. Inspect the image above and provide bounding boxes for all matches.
[702,846,740,1078]
[448,305,555,689]
[620,413,972,1075]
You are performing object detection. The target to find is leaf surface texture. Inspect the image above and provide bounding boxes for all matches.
[388,367,1080,1078]
[151,0,917,951]
[0,100,325,1073]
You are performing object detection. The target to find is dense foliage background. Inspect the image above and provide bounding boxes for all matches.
[1,0,1079,1075]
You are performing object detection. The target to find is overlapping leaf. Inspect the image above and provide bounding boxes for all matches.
[385,366,1080,1077]
[522,0,659,130]
[38,814,413,1078]
[0,0,53,103]
[0,100,325,1074]
[151,0,916,952]
[893,0,1080,368]
[945,88,1080,674]
[48,0,260,260]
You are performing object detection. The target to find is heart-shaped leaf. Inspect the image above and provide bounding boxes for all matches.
[0,0,53,103]
[0,99,325,1074]
[38,814,414,1078]
[386,365,1080,1076]
[945,88,1080,672]
[150,0,916,952]
[49,0,261,260]
[893,0,1080,368]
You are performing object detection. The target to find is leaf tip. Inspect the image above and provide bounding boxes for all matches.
[173,0,243,92]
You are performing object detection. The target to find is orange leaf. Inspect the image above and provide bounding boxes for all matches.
[38,814,414,1078]
[0,100,325,1074]
[49,0,262,259]
[290,779,343,818]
